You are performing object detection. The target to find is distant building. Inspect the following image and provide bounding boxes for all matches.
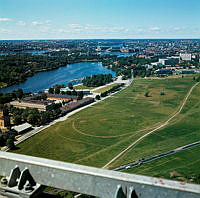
[10,100,54,112]
[154,69,173,76]
[60,87,91,95]
[0,108,10,128]
[61,97,94,115]
[159,57,179,65]
[180,53,192,61]
[47,94,80,102]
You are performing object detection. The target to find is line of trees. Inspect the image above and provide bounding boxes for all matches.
[100,83,124,97]
[82,74,113,87]
[8,104,62,126]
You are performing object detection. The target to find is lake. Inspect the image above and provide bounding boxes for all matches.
[100,51,135,57]
[0,62,116,93]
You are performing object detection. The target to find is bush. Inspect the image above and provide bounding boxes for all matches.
[6,138,15,149]
[160,92,165,96]
[95,95,101,100]
[144,91,150,97]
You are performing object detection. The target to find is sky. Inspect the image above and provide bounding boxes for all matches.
[0,0,199,40]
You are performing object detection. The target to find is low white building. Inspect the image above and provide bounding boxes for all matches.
[180,53,192,61]
[12,123,32,134]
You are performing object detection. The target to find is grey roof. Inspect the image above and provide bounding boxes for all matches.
[12,123,32,133]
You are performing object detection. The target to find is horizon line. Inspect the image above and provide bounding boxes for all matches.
[0,38,200,41]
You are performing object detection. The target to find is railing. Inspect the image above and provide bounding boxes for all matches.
[0,152,200,198]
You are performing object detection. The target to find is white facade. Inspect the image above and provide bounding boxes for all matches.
[180,53,192,61]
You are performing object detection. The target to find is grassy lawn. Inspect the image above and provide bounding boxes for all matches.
[125,145,200,184]
[110,81,200,168]
[93,83,121,93]
[13,77,199,178]
[74,84,95,90]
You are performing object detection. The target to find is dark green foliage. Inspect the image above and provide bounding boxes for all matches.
[100,84,123,98]
[77,91,83,99]
[196,75,200,82]
[48,88,54,94]
[0,54,69,87]
[144,91,150,97]
[6,137,15,149]
[193,174,200,184]
[13,114,22,125]
[54,87,60,94]
[68,82,73,90]
[160,92,165,96]
[15,89,24,99]
[0,93,13,104]
[82,74,113,87]
[95,95,101,100]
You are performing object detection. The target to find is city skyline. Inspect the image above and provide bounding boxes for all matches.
[0,0,200,40]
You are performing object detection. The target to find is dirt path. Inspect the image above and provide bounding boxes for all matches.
[102,82,200,169]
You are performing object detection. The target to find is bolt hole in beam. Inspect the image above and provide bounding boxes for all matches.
[115,185,138,198]
[1,152,200,198]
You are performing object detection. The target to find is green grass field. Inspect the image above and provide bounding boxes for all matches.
[13,76,200,182]
[110,80,200,169]
[74,84,95,90]
[93,83,120,93]
[125,145,200,183]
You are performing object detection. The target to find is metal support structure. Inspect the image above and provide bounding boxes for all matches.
[0,165,42,198]
[0,151,200,198]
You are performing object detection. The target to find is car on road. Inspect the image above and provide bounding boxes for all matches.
[125,165,131,169]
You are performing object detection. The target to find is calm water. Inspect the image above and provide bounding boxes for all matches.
[100,52,135,57]
[0,50,48,56]
[0,62,115,93]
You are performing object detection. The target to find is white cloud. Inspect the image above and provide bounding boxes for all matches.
[32,21,43,26]
[68,24,82,28]
[0,17,11,22]
[32,20,52,26]
[0,28,10,33]
[16,21,27,26]
[66,24,130,35]
[149,27,161,31]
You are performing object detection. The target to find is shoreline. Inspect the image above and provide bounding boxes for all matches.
[0,60,115,93]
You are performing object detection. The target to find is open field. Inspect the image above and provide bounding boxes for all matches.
[93,83,121,93]
[110,81,200,169]
[74,84,95,90]
[125,145,200,184]
[13,77,199,179]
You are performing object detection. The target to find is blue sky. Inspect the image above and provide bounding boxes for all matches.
[0,0,199,39]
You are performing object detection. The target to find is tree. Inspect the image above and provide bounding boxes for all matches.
[144,91,150,97]
[0,135,4,146]
[77,91,83,99]
[160,92,165,96]
[48,87,54,94]
[95,95,101,100]
[6,138,15,149]
[15,88,24,99]
[13,115,22,125]
[55,87,60,94]
[27,113,39,126]
[68,82,73,90]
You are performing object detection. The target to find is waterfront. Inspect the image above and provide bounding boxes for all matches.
[0,62,115,93]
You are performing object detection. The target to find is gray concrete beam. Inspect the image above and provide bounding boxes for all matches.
[0,152,200,198]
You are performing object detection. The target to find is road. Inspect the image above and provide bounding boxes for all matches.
[114,141,200,171]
